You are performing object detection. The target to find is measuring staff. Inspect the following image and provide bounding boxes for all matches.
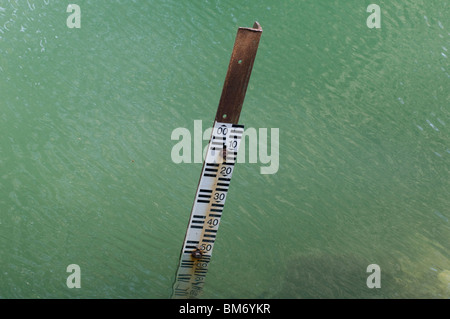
[172,22,263,299]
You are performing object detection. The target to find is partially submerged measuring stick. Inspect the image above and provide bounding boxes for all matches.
[171,22,263,299]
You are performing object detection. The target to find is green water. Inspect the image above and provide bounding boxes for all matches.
[0,0,449,298]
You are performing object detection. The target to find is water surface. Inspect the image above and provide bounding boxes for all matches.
[0,0,449,298]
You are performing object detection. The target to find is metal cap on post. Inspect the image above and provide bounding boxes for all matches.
[215,21,263,124]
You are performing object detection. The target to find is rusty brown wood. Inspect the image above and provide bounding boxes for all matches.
[214,21,263,124]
